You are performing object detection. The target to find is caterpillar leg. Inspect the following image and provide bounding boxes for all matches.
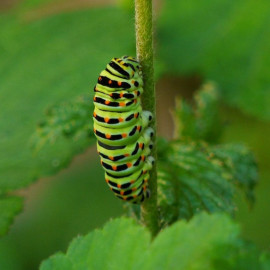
[143,156,155,172]
[141,110,153,128]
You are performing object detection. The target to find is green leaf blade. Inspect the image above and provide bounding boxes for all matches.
[41,214,268,270]
[41,218,150,270]
[157,140,257,225]
[140,213,239,270]
[40,254,73,270]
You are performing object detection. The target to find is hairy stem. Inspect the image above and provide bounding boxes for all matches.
[135,0,159,237]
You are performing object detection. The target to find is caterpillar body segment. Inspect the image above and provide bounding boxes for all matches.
[104,159,154,189]
[100,146,152,177]
[93,56,154,203]
[93,120,143,146]
[93,95,140,112]
[97,70,143,92]
[108,173,149,192]
[94,87,143,101]
[93,112,152,146]
[93,107,142,129]
[96,127,154,161]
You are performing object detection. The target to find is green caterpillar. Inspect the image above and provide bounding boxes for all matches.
[93,56,154,203]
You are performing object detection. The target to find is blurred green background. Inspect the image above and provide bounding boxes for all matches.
[0,0,269,269]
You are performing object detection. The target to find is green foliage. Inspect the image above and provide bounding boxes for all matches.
[0,2,265,265]
[0,7,134,236]
[157,139,257,225]
[40,218,150,270]
[0,196,23,237]
[211,143,257,204]
[156,82,258,225]
[31,95,94,151]
[139,213,237,270]
[158,0,270,120]
[173,82,222,143]
[41,213,268,270]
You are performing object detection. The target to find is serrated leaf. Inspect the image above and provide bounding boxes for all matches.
[137,213,239,270]
[173,82,222,143]
[39,254,72,270]
[211,144,258,204]
[157,139,257,225]
[158,0,270,120]
[0,196,23,236]
[41,214,268,270]
[40,217,150,270]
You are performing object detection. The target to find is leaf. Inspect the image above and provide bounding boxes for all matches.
[31,95,94,152]
[159,81,257,224]
[157,139,257,225]
[40,217,150,270]
[211,143,258,204]
[173,81,222,143]
[0,7,134,236]
[39,254,73,270]
[41,214,268,270]
[158,0,270,120]
[137,213,240,270]
[0,196,23,237]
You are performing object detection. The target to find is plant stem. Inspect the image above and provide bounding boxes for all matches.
[135,0,159,237]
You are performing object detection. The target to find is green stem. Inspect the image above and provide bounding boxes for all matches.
[135,0,159,237]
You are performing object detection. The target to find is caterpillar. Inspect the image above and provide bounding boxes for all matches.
[93,56,154,203]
